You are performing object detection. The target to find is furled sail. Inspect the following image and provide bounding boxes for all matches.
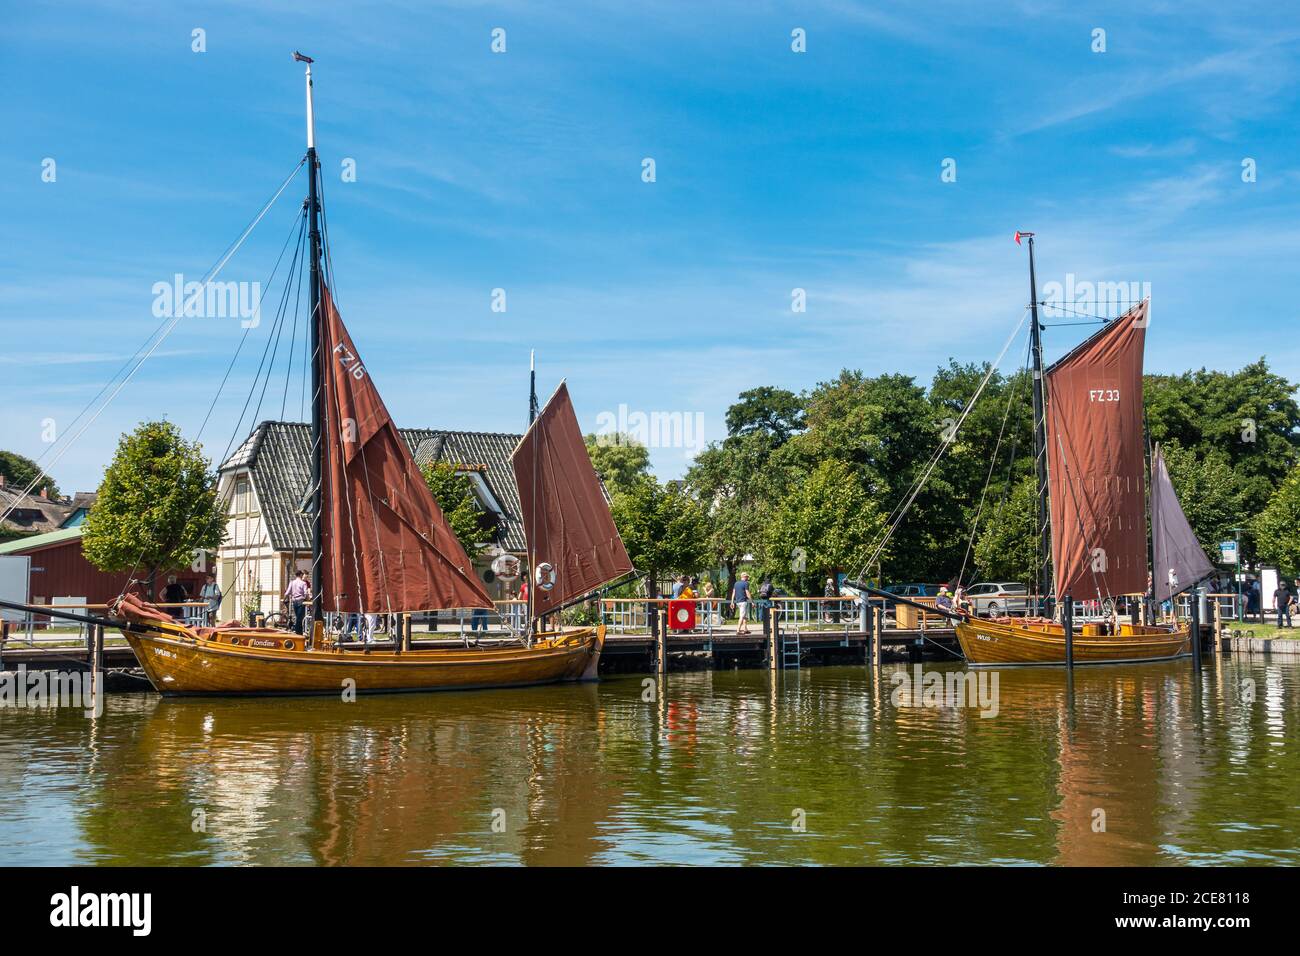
[1045,300,1149,600]
[319,286,493,613]
[511,381,634,616]
[1150,443,1214,602]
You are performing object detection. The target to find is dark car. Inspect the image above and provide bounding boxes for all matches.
[881,583,940,610]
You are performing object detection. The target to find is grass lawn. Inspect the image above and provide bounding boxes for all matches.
[1221,621,1300,640]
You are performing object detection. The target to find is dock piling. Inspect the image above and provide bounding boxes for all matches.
[1190,588,1202,673]
[1063,596,1074,670]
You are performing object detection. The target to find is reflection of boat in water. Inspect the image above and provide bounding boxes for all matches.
[114,57,632,696]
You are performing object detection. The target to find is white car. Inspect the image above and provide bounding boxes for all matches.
[966,582,1030,617]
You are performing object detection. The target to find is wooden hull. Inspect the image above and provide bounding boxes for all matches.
[956,617,1190,666]
[121,622,605,696]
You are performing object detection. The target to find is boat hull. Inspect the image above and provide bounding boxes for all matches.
[955,617,1190,666]
[122,623,605,696]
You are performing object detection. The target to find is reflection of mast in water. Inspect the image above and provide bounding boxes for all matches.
[1050,668,1195,865]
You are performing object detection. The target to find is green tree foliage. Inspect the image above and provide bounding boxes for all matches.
[0,449,59,498]
[1253,463,1300,576]
[761,458,889,593]
[972,474,1039,584]
[724,386,805,445]
[686,431,778,594]
[583,432,650,497]
[422,461,488,558]
[1145,360,1300,517]
[609,476,711,593]
[82,421,225,599]
[1159,440,1248,560]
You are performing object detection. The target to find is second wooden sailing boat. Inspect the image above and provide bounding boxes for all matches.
[112,56,634,695]
[955,235,1213,666]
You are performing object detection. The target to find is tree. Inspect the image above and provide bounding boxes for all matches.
[1159,440,1248,560]
[422,461,487,558]
[1253,463,1300,576]
[583,432,650,497]
[82,421,225,599]
[0,450,60,498]
[686,430,791,595]
[972,473,1038,584]
[761,458,888,593]
[724,386,805,444]
[609,476,710,593]
[1145,360,1300,517]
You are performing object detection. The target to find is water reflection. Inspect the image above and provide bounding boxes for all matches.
[0,659,1296,865]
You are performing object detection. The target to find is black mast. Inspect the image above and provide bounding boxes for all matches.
[528,349,539,425]
[1023,232,1052,613]
[298,52,324,641]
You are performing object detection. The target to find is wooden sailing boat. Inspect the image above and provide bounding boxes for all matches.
[112,56,633,695]
[955,234,1211,666]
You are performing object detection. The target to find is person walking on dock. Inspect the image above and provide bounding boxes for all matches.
[731,572,752,635]
[285,570,311,634]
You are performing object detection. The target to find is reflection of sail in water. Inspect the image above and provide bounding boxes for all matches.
[1049,668,1209,865]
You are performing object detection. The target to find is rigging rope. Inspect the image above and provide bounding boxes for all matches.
[956,330,1031,586]
[1,158,306,527]
[854,308,1031,582]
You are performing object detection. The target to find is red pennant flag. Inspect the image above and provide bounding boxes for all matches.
[1014,231,1022,245]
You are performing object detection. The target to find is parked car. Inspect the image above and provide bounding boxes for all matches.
[966,582,1030,617]
[884,583,941,601]
[879,583,941,614]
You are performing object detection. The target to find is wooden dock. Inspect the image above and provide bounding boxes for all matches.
[0,625,960,676]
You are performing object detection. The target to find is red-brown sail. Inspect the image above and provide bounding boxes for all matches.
[319,286,493,614]
[511,382,634,616]
[1045,299,1149,600]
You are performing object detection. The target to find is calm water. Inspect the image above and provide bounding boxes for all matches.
[1,658,1297,865]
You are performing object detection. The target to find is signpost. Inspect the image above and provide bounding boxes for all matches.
[1227,527,1243,622]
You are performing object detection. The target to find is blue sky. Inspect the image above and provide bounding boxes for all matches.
[3,1,1299,493]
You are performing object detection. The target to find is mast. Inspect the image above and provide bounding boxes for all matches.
[528,350,539,425]
[298,51,325,637]
[526,350,538,636]
[1023,232,1052,612]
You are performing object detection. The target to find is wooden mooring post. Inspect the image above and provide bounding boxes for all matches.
[89,623,105,714]
[872,604,882,670]
[656,602,667,675]
[1190,588,1202,673]
[769,607,781,671]
[1063,596,1074,671]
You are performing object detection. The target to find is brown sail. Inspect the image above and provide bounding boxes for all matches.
[511,381,634,616]
[1150,443,1214,602]
[1044,300,1149,600]
[319,285,493,614]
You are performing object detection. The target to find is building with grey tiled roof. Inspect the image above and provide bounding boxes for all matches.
[212,420,525,620]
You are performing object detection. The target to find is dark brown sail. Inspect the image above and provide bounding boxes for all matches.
[511,381,634,616]
[1150,443,1214,602]
[319,285,493,614]
[1045,300,1149,600]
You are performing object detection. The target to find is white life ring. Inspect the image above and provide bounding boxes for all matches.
[534,562,556,591]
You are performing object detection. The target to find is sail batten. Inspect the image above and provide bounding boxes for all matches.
[1151,443,1214,602]
[1044,300,1149,599]
[319,286,493,614]
[511,382,634,616]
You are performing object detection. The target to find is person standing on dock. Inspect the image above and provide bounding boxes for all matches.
[285,570,311,634]
[731,572,752,635]
[1273,582,1292,629]
[162,575,189,622]
[200,574,222,625]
